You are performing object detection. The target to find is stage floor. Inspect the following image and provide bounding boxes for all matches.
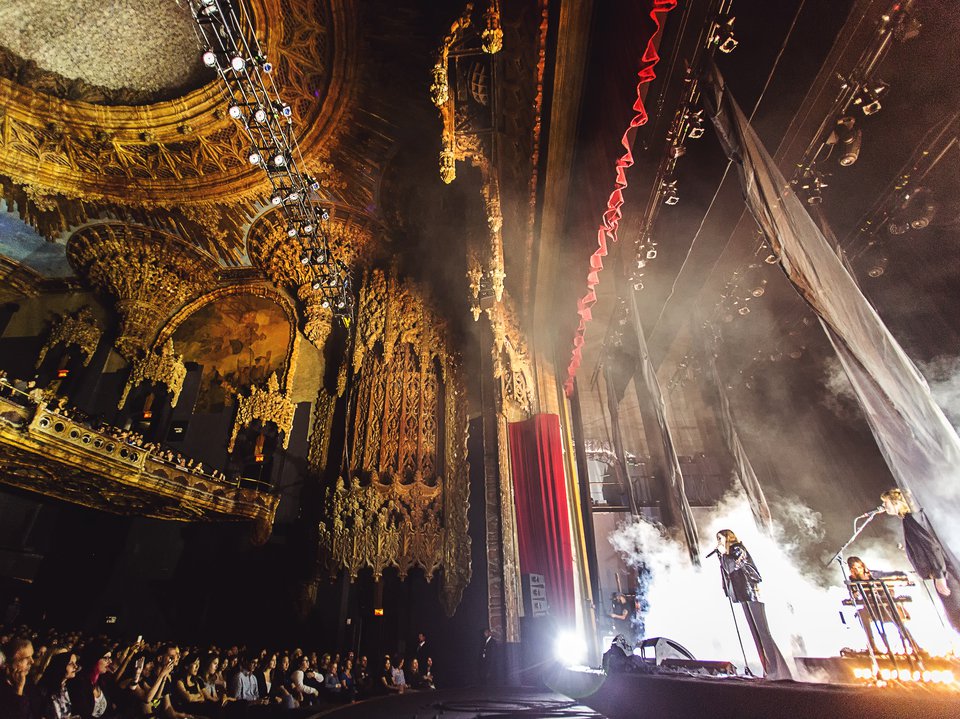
[304,674,960,719]
[307,687,606,718]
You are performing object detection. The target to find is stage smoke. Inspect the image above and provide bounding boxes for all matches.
[609,488,960,680]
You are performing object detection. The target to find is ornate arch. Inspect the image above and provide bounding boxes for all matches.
[155,283,300,392]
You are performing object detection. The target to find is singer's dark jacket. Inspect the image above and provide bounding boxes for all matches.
[903,513,947,579]
[720,542,763,603]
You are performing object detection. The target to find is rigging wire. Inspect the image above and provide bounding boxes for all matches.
[648,0,807,340]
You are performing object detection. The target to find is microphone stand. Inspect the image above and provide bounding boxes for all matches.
[715,553,754,678]
[827,509,884,569]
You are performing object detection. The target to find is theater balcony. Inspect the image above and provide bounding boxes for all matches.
[0,389,279,544]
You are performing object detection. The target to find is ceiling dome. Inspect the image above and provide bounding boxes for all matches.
[0,0,209,102]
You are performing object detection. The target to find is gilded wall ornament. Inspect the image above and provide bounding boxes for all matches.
[66,223,217,359]
[118,340,187,410]
[318,270,470,614]
[0,0,352,207]
[35,307,102,369]
[228,373,297,453]
[247,204,379,349]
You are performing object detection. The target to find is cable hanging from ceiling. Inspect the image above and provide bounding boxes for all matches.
[185,0,354,318]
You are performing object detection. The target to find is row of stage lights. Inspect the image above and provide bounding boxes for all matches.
[628,2,734,292]
[851,666,956,685]
[188,0,353,316]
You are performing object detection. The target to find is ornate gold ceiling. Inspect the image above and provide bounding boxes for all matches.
[0,0,350,208]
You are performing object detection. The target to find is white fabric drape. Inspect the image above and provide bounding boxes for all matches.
[703,63,960,568]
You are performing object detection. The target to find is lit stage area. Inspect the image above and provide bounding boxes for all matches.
[548,666,960,719]
[296,675,960,719]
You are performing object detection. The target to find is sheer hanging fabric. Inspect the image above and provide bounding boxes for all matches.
[634,308,701,563]
[705,336,772,532]
[703,63,960,568]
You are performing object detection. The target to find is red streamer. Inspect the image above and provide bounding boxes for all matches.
[563,0,676,397]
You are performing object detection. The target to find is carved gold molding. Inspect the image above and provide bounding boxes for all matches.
[247,203,379,349]
[0,0,354,207]
[66,222,218,358]
[0,396,279,542]
[228,373,297,452]
[35,306,102,368]
[118,339,187,410]
[155,283,300,393]
[318,269,470,614]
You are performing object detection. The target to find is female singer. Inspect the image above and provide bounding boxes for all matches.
[715,529,792,680]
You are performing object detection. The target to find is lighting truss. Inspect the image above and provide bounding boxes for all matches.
[187,0,353,317]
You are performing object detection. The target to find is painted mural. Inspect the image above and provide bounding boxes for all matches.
[172,294,291,412]
[0,202,73,277]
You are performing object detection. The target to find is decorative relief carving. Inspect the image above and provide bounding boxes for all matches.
[66,223,217,359]
[0,396,279,541]
[307,387,337,473]
[35,307,102,369]
[228,373,297,453]
[118,340,187,410]
[247,204,379,349]
[0,0,351,206]
[318,270,470,614]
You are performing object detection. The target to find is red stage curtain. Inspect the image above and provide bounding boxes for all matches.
[508,414,575,622]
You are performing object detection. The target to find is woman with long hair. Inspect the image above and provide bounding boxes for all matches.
[38,650,79,719]
[714,529,792,680]
[67,642,113,718]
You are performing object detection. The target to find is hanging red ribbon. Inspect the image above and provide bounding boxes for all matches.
[563,0,676,397]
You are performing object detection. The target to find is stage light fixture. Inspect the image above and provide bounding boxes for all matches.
[302,223,313,234]
[312,280,322,290]
[248,151,261,165]
[271,193,283,205]
[309,179,321,192]
[300,253,311,265]
[228,105,243,119]
[253,108,268,123]
[713,17,738,54]
[337,299,346,309]
[262,62,273,73]
[665,194,679,206]
[831,116,862,167]
[646,248,657,260]
[231,55,246,72]
[273,153,287,167]
[321,208,330,221]
[202,50,217,67]
[553,630,587,664]
[321,299,330,309]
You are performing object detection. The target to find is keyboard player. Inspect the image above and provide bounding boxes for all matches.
[846,556,911,654]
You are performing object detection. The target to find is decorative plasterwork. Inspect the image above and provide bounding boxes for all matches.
[247,204,379,348]
[0,2,207,102]
[431,5,505,318]
[228,373,297,452]
[0,395,279,542]
[118,340,187,410]
[0,0,354,207]
[35,306,102,369]
[154,283,300,393]
[66,222,217,359]
[318,269,470,614]
[488,298,535,421]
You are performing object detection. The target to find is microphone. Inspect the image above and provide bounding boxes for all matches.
[856,505,884,520]
[704,548,720,559]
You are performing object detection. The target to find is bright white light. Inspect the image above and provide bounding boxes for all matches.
[321,300,330,309]
[553,630,587,664]
[271,195,282,206]
[302,224,313,234]
[287,228,298,238]
[248,152,261,165]
[253,108,267,123]
[202,51,217,67]
[273,153,286,167]
[228,105,242,120]
[231,56,245,72]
